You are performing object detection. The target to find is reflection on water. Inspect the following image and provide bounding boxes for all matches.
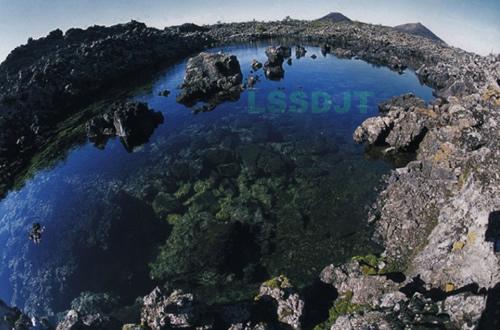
[0,43,433,317]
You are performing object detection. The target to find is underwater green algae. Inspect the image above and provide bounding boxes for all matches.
[131,113,388,304]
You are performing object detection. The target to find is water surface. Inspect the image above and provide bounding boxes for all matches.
[0,43,433,316]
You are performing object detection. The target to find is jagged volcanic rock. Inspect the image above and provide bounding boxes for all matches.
[177,52,243,108]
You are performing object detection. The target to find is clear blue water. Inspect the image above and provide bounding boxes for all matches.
[0,43,433,316]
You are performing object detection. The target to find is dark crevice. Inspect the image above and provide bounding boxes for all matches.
[485,211,500,252]
[385,272,406,283]
[374,122,395,146]
[406,126,429,153]
[478,283,500,329]
[302,280,338,328]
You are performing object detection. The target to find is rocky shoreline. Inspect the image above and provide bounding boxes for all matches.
[0,17,499,329]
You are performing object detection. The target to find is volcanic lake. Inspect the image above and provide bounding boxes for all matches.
[0,43,433,318]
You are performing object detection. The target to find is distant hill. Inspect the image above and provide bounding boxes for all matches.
[393,23,444,43]
[317,12,352,23]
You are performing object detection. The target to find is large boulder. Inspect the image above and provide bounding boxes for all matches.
[264,46,291,65]
[353,93,434,152]
[177,52,243,108]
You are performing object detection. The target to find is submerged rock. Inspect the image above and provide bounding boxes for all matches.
[28,222,44,244]
[177,52,243,108]
[158,89,170,97]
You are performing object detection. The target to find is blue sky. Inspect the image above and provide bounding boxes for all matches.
[0,0,498,62]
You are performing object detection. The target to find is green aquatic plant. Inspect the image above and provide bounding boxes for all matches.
[215,195,233,221]
[174,182,193,200]
[193,177,216,194]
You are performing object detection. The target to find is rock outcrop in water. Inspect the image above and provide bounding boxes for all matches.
[353,93,432,152]
[177,52,243,110]
[263,46,291,80]
[0,14,499,329]
[295,45,307,59]
[86,101,164,151]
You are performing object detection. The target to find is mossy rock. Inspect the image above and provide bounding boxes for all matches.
[352,254,400,275]
[352,254,380,275]
[262,275,292,290]
[313,291,366,329]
